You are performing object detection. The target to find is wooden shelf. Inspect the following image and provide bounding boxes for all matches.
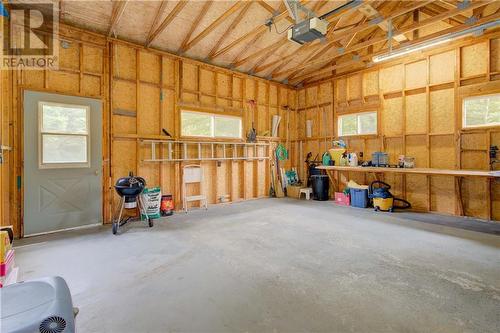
[316,166,499,178]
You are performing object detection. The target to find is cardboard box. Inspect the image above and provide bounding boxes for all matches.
[286,185,302,199]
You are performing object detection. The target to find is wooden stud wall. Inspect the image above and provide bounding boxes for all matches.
[0,24,295,237]
[293,32,500,221]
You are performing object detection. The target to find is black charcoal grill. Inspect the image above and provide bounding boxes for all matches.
[112,173,153,235]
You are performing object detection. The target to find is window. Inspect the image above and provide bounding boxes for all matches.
[463,94,500,128]
[338,111,377,136]
[39,102,90,168]
[181,111,242,138]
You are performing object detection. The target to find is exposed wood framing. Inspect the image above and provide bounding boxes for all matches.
[146,0,188,47]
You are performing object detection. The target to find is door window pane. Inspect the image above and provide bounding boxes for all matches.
[39,101,90,168]
[181,112,213,137]
[215,116,241,138]
[42,134,87,164]
[42,104,88,134]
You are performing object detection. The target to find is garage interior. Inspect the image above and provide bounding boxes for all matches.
[1,0,500,332]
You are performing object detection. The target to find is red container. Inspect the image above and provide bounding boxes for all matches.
[334,192,350,206]
[160,194,174,216]
[0,249,14,277]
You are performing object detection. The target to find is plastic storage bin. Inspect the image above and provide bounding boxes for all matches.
[372,152,389,167]
[334,192,350,206]
[350,188,369,208]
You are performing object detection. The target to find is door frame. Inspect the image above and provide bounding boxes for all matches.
[19,87,109,237]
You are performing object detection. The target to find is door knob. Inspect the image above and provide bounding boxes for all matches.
[95,170,99,176]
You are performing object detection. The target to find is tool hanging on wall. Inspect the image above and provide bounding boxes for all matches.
[246,100,257,142]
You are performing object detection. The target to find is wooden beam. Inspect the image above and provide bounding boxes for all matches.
[108,0,128,37]
[232,39,288,68]
[210,0,311,60]
[274,0,493,78]
[229,30,267,66]
[357,2,407,42]
[146,0,187,47]
[178,1,214,53]
[207,1,253,60]
[145,0,169,47]
[180,2,244,53]
[291,11,500,84]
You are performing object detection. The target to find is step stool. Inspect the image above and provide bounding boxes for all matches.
[299,187,313,200]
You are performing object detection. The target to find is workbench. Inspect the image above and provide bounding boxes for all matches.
[316,165,500,218]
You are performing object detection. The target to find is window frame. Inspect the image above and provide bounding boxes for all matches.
[462,93,500,129]
[180,110,242,139]
[38,101,91,169]
[337,111,378,137]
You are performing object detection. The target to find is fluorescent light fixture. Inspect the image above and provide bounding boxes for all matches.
[373,20,500,63]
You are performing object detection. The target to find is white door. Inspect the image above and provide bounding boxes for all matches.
[23,91,102,236]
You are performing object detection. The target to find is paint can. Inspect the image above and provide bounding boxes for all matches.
[160,194,174,216]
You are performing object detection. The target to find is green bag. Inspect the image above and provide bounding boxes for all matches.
[141,187,161,219]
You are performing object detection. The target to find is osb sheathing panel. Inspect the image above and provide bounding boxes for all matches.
[430,88,455,134]
[462,178,488,219]
[461,151,489,170]
[59,43,80,70]
[429,50,455,85]
[113,44,136,80]
[139,52,161,84]
[336,78,347,104]
[461,132,488,150]
[405,175,428,211]
[306,86,318,107]
[405,60,427,89]
[384,137,403,165]
[47,71,80,93]
[405,93,427,135]
[162,57,176,87]
[363,70,379,97]
[430,176,455,215]
[461,42,488,78]
[22,70,44,89]
[347,74,362,101]
[382,97,403,137]
[82,75,101,98]
[83,46,103,74]
[430,135,456,169]
[490,38,500,73]
[182,63,198,91]
[493,181,500,221]
[380,64,403,93]
[138,84,160,135]
[319,82,332,104]
[406,135,428,168]
[200,69,215,94]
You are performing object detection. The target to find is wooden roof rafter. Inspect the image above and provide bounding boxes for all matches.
[291,8,500,84]
[180,1,245,53]
[146,0,188,47]
[273,0,480,79]
[178,0,214,53]
[108,0,128,37]
[210,0,311,61]
[247,1,365,74]
[145,0,169,47]
[207,1,254,60]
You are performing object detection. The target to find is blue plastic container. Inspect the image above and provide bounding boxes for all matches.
[350,188,369,208]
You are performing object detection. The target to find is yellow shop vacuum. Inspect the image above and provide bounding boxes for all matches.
[369,181,411,212]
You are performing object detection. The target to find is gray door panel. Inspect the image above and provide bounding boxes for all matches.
[24,91,102,235]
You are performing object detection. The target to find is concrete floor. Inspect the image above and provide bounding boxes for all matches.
[14,199,500,333]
